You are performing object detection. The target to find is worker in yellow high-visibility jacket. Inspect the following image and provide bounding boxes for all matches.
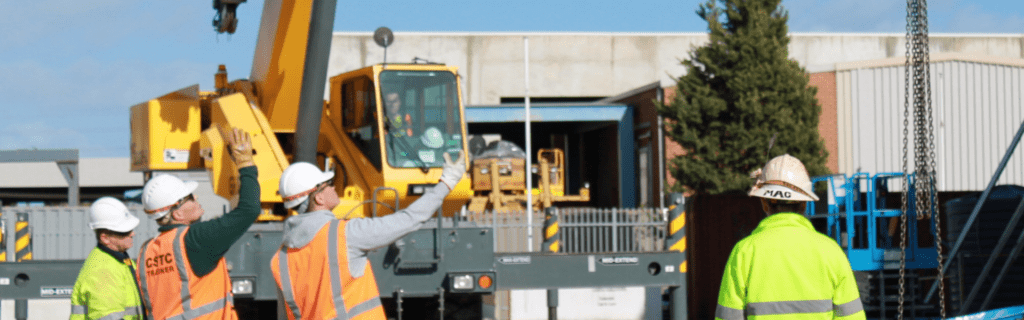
[71,197,144,320]
[716,154,865,320]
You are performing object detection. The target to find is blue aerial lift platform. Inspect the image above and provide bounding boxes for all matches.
[805,172,938,271]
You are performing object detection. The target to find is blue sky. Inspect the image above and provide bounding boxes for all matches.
[1,0,1022,158]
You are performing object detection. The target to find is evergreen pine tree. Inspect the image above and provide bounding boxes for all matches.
[658,0,829,195]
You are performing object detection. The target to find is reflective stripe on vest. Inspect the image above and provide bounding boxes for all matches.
[164,297,233,320]
[137,238,155,318]
[349,298,383,317]
[277,248,302,320]
[748,299,832,315]
[834,298,864,317]
[715,304,744,320]
[96,306,143,320]
[326,220,348,318]
[71,304,142,320]
[717,298,865,319]
[171,227,195,312]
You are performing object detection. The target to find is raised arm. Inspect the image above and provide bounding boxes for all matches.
[184,128,262,277]
[346,152,466,253]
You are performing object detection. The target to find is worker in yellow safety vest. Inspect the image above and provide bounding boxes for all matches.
[71,197,145,320]
[271,151,466,320]
[716,154,865,320]
[137,128,260,320]
[385,91,414,138]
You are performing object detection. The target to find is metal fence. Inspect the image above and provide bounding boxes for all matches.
[2,206,669,261]
[1,205,158,261]
[462,207,668,254]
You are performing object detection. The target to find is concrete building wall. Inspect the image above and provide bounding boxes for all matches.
[330,32,1024,105]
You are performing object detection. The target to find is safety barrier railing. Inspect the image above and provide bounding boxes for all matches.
[462,207,667,254]
[1,205,668,260]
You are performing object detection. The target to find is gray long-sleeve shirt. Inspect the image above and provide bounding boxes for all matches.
[280,181,451,277]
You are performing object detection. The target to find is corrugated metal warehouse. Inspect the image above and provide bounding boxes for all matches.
[831,53,1024,190]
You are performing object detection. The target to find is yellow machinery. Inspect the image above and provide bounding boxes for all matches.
[0,3,690,319]
[129,0,471,220]
[467,148,590,212]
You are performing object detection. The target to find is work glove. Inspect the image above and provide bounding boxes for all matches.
[227,128,255,168]
[439,151,467,190]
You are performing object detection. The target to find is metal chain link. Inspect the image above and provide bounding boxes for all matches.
[917,0,933,224]
[906,0,946,317]
[918,0,946,317]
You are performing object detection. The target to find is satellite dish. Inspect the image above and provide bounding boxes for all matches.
[373,27,394,48]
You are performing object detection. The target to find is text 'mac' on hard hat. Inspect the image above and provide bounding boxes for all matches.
[748,154,819,202]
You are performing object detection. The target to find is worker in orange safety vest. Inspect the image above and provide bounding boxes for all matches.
[271,151,466,320]
[136,128,260,320]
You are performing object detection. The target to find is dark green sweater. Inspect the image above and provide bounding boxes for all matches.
[158,166,261,277]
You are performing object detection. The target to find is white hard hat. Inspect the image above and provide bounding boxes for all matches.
[142,174,198,219]
[421,126,444,149]
[89,197,140,232]
[279,162,335,209]
[749,154,819,202]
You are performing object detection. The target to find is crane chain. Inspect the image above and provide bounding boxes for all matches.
[918,0,946,316]
[899,0,912,316]
[906,0,946,318]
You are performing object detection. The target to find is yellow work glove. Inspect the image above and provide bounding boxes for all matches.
[227,128,255,168]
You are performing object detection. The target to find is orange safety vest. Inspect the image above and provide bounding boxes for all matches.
[271,219,385,320]
[137,227,237,320]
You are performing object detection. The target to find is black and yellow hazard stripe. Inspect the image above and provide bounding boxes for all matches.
[0,212,6,262]
[667,196,687,273]
[15,212,30,261]
[543,208,560,253]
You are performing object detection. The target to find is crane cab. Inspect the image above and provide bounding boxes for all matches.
[323,63,472,218]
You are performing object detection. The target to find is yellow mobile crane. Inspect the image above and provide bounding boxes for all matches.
[0,2,686,319]
[117,1,686,318]
[131,2,471,221]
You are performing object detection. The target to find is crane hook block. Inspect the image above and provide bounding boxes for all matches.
[213,0,247,34]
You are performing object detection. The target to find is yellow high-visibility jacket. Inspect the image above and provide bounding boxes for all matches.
[716,213,865,320]
[71,246,144,320]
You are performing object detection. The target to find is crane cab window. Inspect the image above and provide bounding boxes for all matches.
[380,70,462,169]
[341,76,381,170]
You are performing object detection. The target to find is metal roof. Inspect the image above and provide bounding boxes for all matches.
[0,158,143,188]
[465,104,630,123]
